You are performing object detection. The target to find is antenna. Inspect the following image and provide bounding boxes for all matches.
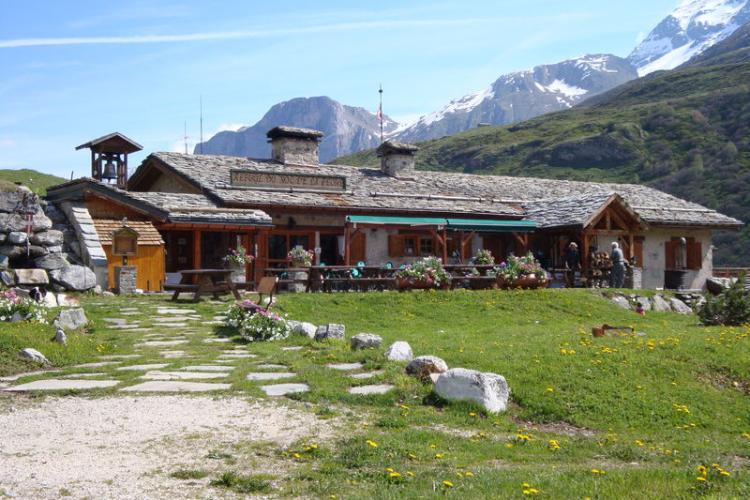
[199,95,204,154]
[378,84,384,144]
[183,121,188,154]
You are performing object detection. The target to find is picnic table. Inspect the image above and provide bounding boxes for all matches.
[164,269,242,301]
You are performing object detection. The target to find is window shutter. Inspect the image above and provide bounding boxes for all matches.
[665,239,676,269]
[388,235,403,257]
[686,238,702,270]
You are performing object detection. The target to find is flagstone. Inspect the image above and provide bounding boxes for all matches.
[157,308,197,315]
[255,363,287,370]
[135,340,188,347]
[202,338,232,344]
[159,350,187,358]
[260,383,309,396]
[218,352,256,359]
[61,373,107,378]
[246,372,296,381]
[140,371,227,380]
[3,379,119,392]
[178,365,234,372]
[98,354,141,360]
[71,361,120,369]
[116,363,170,371]
[349,370,385,380]
[120,381,231,392]
[157,323,189,328]
[281,346,304,351]
[103,318,128,325]
[326,362,364,371]
[0,370,59,382]
[348,384,394,395]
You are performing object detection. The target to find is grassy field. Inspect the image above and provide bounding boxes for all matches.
[2,289,748,498]
[0,168,66,195]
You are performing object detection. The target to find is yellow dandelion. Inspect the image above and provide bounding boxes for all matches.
[366,439,378,448]
[293,453,301,459]
[389,472,401,478]
[695,476,707,482]
[720,470,730,477]
[435,453,445,459]
[385,467,394,473]
[406,471,415,477]
[545,387,554,393]
[442,480,454,488]
[505,443,514,448]
[464,471,474,477]
[469,412,477,417]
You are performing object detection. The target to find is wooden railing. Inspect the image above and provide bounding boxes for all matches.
[713,267,750,278]
[263,264,502,292]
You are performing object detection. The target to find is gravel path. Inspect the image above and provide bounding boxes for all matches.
[0,395,329,499]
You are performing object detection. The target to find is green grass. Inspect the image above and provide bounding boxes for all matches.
[5,290,748,497]
[0,168,66,195]
[0,307,103,377]
[170,469,209,480]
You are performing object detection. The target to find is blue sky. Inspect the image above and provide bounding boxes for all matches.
[0,0,677,178]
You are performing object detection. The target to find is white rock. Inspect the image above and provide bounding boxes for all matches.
[314,323,345,341]
[291,321,317,338]
[18,348,50,365]
[41,293,58,308]
[260,383,309,396]
[670,298,693,314]
[610,295,631,310]
[54,328,67,346]
[384,341,413,362]
[350,333,383,350]
[434,368,510,414]
[53,308,88,330]
[348,384,394,395]
[406,355,448,381]
[652,294,672,312]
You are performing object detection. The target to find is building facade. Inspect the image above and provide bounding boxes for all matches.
[46,127,742,291]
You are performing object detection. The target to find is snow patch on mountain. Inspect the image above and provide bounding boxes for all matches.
[629,0,750,75]
[407,86,495,128]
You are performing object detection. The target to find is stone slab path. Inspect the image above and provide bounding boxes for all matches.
[261,383,310,396]
[121,381,231,392]
[141,371,227,380]
[116,363,170,371]
[327,362,364,371]
[247,372,297,381]
[3,379,120,392]
[348,384,394,395]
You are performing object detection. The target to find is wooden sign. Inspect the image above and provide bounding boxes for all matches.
[112,226,139,256]
[230,170,346,192]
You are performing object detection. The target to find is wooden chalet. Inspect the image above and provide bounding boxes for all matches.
[46,127,741,292]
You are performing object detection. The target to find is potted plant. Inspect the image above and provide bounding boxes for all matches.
[473,248,496,276]
[395,256,451,290]
[495,253,548,289]
[287,246,314,268]
[223,245,254,283]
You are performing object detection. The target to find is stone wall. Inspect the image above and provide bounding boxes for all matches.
[0,187,98,292]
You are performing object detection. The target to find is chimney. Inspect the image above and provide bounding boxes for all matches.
[266,126,324,165]
[376,140,419,178]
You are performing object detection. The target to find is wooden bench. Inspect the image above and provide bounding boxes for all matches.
[168,269,242,301]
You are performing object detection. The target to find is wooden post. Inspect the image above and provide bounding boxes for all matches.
[192,230,202,269]
[628,232,635,261]
[581,232,590,272]
[442,228,448,263]
[344,223,351,266]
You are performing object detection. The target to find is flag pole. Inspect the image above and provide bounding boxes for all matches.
[378,84,384,144]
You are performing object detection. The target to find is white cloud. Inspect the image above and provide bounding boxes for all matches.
[0,18,495,49]
[216,123,247,133]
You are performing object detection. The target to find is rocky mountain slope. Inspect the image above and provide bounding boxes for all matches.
[391,55,637,143]
[194,96,398,163]
[335,27,750,265]
[628,0,750,74]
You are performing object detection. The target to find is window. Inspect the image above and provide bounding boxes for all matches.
[388,234,436,257]
[665,237,702,270]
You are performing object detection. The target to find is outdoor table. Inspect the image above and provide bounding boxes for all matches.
[166,269,241,301]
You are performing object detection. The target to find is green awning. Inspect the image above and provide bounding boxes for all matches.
[346,215,536,232]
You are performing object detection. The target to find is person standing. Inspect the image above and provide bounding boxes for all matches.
[563,242,580,288]
[610,241,626,288]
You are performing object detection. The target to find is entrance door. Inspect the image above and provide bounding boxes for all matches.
[166,231,193,272]
[319,234,340,266]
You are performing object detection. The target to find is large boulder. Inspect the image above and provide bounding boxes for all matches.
[0,245,25,258]
[651,294,672,312]
[288,320,317,338]
[0,270,14,286]
[434,368,510,413]
[705,277,734,296]
[19,348,50,365]
[34,253,70,270]
[54,308,88,330]
[314,323,345,341]
[350,333,383,350]
[30,229,64,247]
[670,298,693,314]
[0,212,52,232]
[49,265,97,291]
[7,231,28,245]
[610,295,631,310]
[0,254,7,270]
[384,341,413,362]
[14,268,49,286]
[635,296,652,311]
[406,355,448,382]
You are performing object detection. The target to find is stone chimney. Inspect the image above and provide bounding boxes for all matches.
[267,126,324,165]
[377,140,419,178]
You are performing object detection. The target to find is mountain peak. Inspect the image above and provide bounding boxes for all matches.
[628,0,750,75]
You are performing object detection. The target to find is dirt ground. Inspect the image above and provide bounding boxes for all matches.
[0,395,330,499]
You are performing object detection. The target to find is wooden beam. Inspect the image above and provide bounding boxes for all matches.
[192,229,202,269]
[344,223,351,266]
[442,228,448,263]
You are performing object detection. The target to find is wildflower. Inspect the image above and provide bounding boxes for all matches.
[408,453,417,459]
[389,472,401,478]
[406,471,415,477]
[545,387,554,393]
[634,439,644,447]
[548,439,560,451]
[464,471,474,477]
[505,443,514,448]
[591,469,606,475]
[695,476,706,482]
[435,453,445,459]
[366,439,378,448]
[697,465,707,476]
[292,453,301,459]
[442,480,454,488]
[468,412,477,417]
[385,467,394,473]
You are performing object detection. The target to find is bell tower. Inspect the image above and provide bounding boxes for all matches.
[76,132,143,189]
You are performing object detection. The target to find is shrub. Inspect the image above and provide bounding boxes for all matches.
[0,289,47,323]
[226,302,290,341]
[698,277,750,326]
[473,248,495,266]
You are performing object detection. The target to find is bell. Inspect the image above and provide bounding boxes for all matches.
[102,159,117,181]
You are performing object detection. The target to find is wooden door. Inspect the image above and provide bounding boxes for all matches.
[351,232,366,263]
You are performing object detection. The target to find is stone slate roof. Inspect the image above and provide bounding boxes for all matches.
[266,126,324,140]
[92,219,164,245]
[46,177,272,227]
[523,192,618,229]
[137,152,741,228]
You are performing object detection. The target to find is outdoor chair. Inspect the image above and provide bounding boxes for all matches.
[253,276,278,310]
